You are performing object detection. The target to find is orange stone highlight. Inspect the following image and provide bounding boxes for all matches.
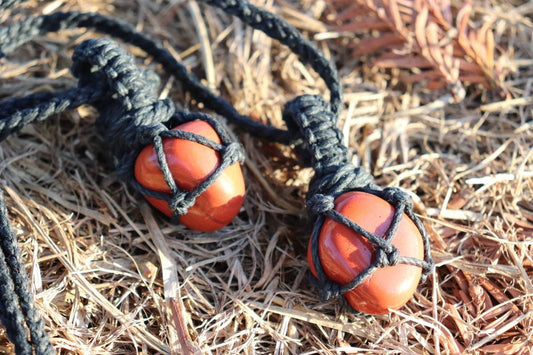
[134,120,245,232]
[308,191,424,314]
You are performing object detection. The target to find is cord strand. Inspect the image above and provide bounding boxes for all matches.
[0,192,54,355]
[0,7,340,144]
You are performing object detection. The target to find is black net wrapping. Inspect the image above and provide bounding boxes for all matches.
[283,95,435,304]
[72,38,245,221]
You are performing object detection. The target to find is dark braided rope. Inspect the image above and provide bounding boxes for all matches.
[0,30,245,355]
[0,192,54,355]
[283,95,434,302]
[0,2,341,144]
[0,87,101,141]
[0,244,32,355]
[203,0,342,115]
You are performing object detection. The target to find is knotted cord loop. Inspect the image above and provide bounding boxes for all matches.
[71,38,175,154]
[0,1,341,144]
[283,95,434,302]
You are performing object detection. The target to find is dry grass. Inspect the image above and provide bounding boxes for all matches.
[0,0,532,354]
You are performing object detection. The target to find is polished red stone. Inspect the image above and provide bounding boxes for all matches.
[308,191,424,314]
[134,120,245,232]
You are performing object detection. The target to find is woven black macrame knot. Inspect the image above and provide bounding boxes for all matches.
[381,186,414,211]
[168,190,196,216]
[375,245,400,268]
[282,95,379,197]
[71,38,175,158]
[283,95,346,173]
[306,194,334,216]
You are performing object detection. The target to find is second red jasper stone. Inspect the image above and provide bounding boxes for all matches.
[308,191,425,314]
[134,120,245,232]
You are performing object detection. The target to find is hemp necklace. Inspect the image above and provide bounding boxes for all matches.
[0,0,434,353]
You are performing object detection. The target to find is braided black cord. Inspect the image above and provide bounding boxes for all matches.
[0,4,341,144]
[0,247,31,355]
[0,87,101,141]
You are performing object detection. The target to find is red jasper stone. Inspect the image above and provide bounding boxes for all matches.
[134,120,245,232]
[308,191,425,314]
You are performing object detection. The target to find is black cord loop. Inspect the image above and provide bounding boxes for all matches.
[0,0,342,144]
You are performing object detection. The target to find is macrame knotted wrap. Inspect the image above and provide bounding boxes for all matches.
[70,38,245,221]
[1,37,245,220]
[283,95,434,304]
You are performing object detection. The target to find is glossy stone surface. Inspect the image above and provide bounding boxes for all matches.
[135,120,245,232]
[308,191,424,314]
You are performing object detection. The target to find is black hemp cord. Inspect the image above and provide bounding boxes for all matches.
[0,0,434,353]
[0,2,340,144]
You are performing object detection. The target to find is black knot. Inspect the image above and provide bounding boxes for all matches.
[130,98,175,128]
[282,95,348,172]
[108,99,174,154]
[222,142,245,166]
[282,95,330,137]
[381,187,413,210]
[308,165,378,198]
[71,38,175,161]
[306,194,334,215]
[375,246,400,268]
[71,38,159,108]
[169,191,195,217]
[136,122,169,146]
